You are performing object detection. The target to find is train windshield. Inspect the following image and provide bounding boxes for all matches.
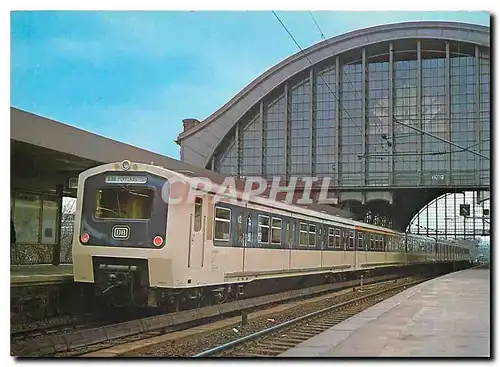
[94,186,155,220]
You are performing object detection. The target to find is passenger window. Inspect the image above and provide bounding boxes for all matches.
[370,234,375,250]
[258,215,270,244]
[246,215,253,244]
[214,207,231,241]
[300,223,308,246]
[236,213,244,247]
[358,233,364,250]
[194,197,203,232]
[271,217,282,244]
[328,228,335,248]
[347,231,354,249]
[335,228,341,248]
[308,224,316,247]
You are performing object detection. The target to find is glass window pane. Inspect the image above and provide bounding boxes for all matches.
[194,198,202,232]
[95,187,154,219]
[215,207,231,221]
[41,200,58,245]
[14,195,41,243]
[215,220,230,241]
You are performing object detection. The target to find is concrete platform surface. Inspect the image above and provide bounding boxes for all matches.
[279,267,490,357]
[11,264,73,285]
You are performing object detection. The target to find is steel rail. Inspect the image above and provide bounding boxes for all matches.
[192,278,426,357]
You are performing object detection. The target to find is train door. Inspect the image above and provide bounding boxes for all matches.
[188,196,205,268]
[286,220,294,270]
[354,231,359,270]
[242,209,249,272]
[349,230,356,269]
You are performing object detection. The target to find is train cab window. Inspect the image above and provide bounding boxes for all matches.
[95,187,154,220]
[236,213,244,247]
[246,215,253,243]
[308,224,316,247]
[258,215,270,244]
[271,218,282,245]
[194,198,203,232]
[348,231,355,249]
[214,207,231,241]
[328,228,335,248]
[358,233,364,250]
[334,228,341,248]
[300,223,308,247]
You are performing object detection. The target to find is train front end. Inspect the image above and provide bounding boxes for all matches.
[72,160,171,307]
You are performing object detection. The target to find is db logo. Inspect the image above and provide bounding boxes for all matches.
[112,226,130,240]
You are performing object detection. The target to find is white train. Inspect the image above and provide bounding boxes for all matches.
[72,161,470,309]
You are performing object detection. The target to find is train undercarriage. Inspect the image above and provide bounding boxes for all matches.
[85,256,472,313]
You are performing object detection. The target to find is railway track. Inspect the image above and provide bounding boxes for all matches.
[11,272,410,357]
[116,276,425,357]
[11,320,95,342]
[192,278,424,357]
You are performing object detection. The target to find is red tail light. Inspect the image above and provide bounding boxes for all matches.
[81,232,90,243]
[153,236,164,247]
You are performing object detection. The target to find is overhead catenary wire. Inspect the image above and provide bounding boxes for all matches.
[308,11,326,40]
[272,10,412,174]
[275,10,489,170]
[274,11,489,235]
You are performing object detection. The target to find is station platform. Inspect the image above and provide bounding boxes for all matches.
[11,264,73,286]
[279,267,490,357]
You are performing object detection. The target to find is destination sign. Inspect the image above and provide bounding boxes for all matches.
[105,175,148,184]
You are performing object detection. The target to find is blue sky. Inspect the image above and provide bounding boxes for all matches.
[11,11,490,159]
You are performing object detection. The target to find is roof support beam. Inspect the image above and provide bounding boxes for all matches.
[389,42,395,186]
[284,82,290,181]
[335,56,340,187]
[309,67,315,176]
[417,40,423,186]
[235,121,240,178]
[259,99,264,177]
[445,41,452,186]
[361,48,367,186]
[475,45,481,186]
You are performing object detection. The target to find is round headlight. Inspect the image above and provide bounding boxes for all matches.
[121,160,131,171]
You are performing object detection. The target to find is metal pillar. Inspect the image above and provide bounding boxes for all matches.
[284,82,290,180]
[235,121,240,178]
[389,42,395,186]
[463,193,466,238]
[417,41,423,186]
[361,48,367,186]
[260,100,265,177]
[445,42,452,186]
[335,56,340,186]
[454,192,457,239]
[426,200,429,237]
[473,191,476,237]
[444,193,448,239]
[435,194,438,238]
[475,46,481,186]
[309,67,315,176]
[52,185,63,266]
